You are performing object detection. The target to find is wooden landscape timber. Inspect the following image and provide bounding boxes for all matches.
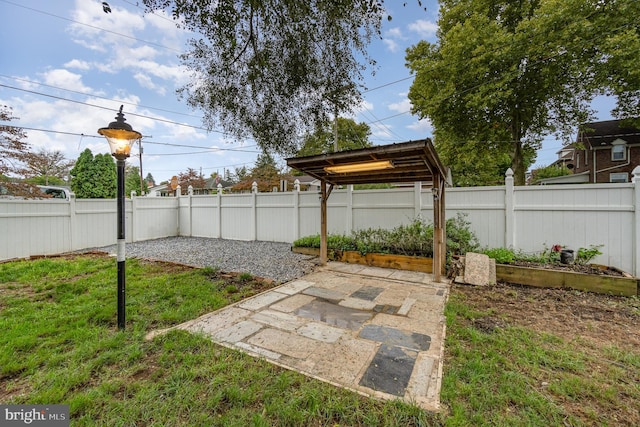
[292,247,433,273]
[496,264,638,297]
[292,247,638,296]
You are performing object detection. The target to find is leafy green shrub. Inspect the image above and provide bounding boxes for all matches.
[293,234,321,248]
[576,244,603,264]
[293,213,479,261]
[384,219,434,256]
[293,234,358,251]
[481,243,605,266]
[446,213,480,256]
[328,234,358,251]
[351,227,389,255]
[482,247,515,264]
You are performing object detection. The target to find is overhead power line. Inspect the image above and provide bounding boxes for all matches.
[0,0,424,138]
[0,74,203,120]
[0,123,259,153]
[0,83,226,134]
[0,0,182,53]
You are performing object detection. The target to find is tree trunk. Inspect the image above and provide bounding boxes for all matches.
[511,140,526,186]
[510,116,526,186]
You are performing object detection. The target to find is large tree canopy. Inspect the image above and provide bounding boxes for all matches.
[296,117,372,157]
[143,0,386,156]
[406,0,639,185]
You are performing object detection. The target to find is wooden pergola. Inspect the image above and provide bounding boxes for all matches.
[286,139,448,282]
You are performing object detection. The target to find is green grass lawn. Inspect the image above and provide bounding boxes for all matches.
[0,255,432,426]
[1,255,638,426]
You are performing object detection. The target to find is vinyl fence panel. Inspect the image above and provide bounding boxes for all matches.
[0,199,71,259]
[2,168,639,276]
[513,183,634,272]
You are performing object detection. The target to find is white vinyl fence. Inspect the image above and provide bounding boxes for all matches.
[2,168,640,276]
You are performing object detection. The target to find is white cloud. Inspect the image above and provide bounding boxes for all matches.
[41,69,92,93]
[64,59,91,71]
[144,9,186,40]
[408,19,438,38]
[207,145,226,157]
[133,73,165,95]
[66,1,188,94]
[381,26,406,53]
[137,60,189,85]
[68,0,146,51]
[5,95,147,162]
[387,98,412,114]
[386,27,403,39]
[383,39,400,53]
[344,99,374,121]
[407,118,433,134]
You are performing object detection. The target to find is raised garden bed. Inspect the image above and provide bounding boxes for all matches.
[292,246,638,296]
[292,247,433,273]
[496,264,637,297]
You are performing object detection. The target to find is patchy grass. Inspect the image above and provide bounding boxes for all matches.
[0,255,433,426]
[2,254,637,426]
[442,283,640,426]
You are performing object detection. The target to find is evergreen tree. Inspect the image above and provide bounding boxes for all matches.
[95,154,117,198]
[251,151,280,181]
[144,172,155,187]
[70,149,117,198]
[126,166,147,196]
[233,166,248,183]
[70,149,95,198]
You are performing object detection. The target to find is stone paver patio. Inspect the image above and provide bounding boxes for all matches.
[147,262,449,411]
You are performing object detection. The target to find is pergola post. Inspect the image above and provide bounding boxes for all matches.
[320,179,328,265]
[438,177,446,280]
[432,173,446,282]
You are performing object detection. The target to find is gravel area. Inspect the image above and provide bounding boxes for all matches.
[94,237,318,283]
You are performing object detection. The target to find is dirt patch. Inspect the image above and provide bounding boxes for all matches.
[0,378,32,402]
[451,281,640,425]
[453,281,639,351]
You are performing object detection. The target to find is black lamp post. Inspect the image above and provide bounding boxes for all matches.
[98,105,141,330]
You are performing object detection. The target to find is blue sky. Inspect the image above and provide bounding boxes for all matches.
[0,0,617,184]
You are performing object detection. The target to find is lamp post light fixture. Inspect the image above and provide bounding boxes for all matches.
[98,105,141,330]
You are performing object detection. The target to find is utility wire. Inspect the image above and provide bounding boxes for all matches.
[0,0,426,140]
[0,74,203,120]
[0,123,259,153]
[0,0,182,53]
[119,0,183,27]
[0,83,225,134]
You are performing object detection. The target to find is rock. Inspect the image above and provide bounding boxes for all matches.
[463,252,496,286]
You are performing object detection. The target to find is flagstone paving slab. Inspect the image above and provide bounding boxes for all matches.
[360,345,418,396]
[151,262,449,411]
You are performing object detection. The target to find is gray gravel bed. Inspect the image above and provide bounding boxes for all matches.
[94,237,318,283]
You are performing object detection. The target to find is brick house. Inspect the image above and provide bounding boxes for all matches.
[567,119,640,183]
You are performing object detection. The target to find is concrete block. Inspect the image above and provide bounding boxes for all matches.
[463,252,495,286]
